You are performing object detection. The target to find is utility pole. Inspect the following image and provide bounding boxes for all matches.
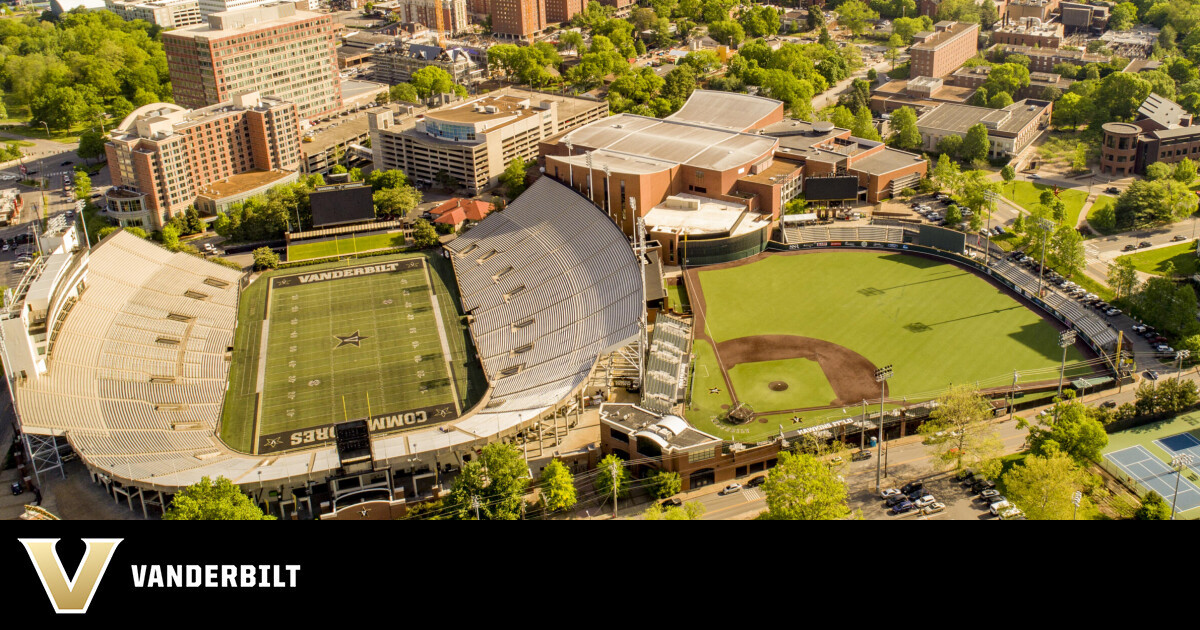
[874,365,893,492]
[1008,370,1019,420]
[609,459,620,519]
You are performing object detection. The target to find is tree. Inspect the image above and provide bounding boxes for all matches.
[988,91,1013,109]
[708,20,745,46]
[757,451,849,520]
[917,386,1003,475]
[649,470,682,499]
[1145,162,1172,181]
[159,223,180,250]
[961,123,991,162]
[886,33,903,70]
[1052,92,1091,129]
[936,134,962,159]
[411,219,439,248]
[1000,164,1016,194]
[595,453,631,501]
[807,4,826,31]
[448,443,529,519]
[1093,72,1152,123]
[500,156,528,199]
[1135,491,1173,520]
[1051,224,1086,278]
[389,82,420,103]
[372,186,420,218]
[1108,256,1140,299]
[558,30,584,56]
[888,106,921,150]
[1113,179,1198,229]
[944,204,963,226]
[1110,1,1138,30]
[836,0,879,36]
[366,168,409,192]
[1174,157,1198,184]
[1023,395,1109,464]
[77,130,107,163]
[330,164,347,175]
[410,66,460,98]
[72,169,91,201]
[643,501,706,520]
[252,247,279,270]
[539,459,577,512]
[163,476,275,520]
[1002,452,1085,520]
[851,106,881,141]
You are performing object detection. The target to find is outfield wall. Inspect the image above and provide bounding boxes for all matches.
[764,239,1119,376]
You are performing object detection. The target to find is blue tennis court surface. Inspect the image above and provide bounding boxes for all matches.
[1105,445,1200,514]
[1154,433,1200,477]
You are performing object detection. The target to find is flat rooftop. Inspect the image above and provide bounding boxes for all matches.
[912,21,977,51]
[166,7,325,40]
[665,90,783,132]
[852,147,928,174]
[644,194,753,237]
[739,157,803,186]
[560,113,778,172]
[195,170,295,199]
[918,99,1048,136]
[303,110,374,153]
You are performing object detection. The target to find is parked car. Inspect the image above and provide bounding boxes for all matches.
[955,468,977,482]
[914,494,937,508]
[1132,324,1147,333]
[60,160,72,166]
[747,475,766,488]
[1139,241,1153,248]
[1105,187,1121,194]
[1028,173,1041,179]
[10,481,21,496]
[1000,507,1025,520]
[881,488,901,499]
[1173,235,1188,242]
[1146,370,1160,380]
[921,502,946,515]
[972,479,997,492]
[979,488,1001,501]
[661,497,683,508]
[1101,400,1117,409]
[720,483,742,495]
[891,500,916,514]
[1106,308,1122,317]
[886,493,910,507]
[900,481,924,495]
[852,449,872,461]
[986,495,1008,506]
[989,500,1013,515]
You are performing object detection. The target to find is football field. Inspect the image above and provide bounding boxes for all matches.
[220,254,484,454]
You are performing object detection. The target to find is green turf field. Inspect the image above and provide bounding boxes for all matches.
[687,252,1098,441]
[219,252,484,453]
[287,232,408,261]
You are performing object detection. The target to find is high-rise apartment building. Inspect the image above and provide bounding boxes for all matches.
[198,0,277,13]
[103,92,303,229]
[164,2,342,120]
[544,0,581,23]
[909,21,979,79]
[388,0,468,34]
[105,0,204,28]
[492,0,545,39]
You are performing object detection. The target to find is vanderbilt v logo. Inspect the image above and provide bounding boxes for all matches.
[20,538,122,614]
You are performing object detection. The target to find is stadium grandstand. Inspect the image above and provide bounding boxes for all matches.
[640,314,691,415]
[5,177,643,518]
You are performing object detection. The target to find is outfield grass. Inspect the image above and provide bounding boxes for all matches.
[687,252,1096,441]
[1116,240,1199,277]
[219,252,483,453]
[1085,195,1119,236]
[287,231,408,261]
[1001,181,1089,229]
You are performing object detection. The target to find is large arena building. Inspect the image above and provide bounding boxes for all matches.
[4,177,642,519]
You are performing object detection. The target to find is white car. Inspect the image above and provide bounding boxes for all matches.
[721,483,743,495]
[914,494,937,508]
[989,500,1012,515]
[1,244,8,252]
[12,261,30,270]
[921,502,946,515]
[1000,507,1025,520]
[1028,173,1041,179]
[881,488,901,499]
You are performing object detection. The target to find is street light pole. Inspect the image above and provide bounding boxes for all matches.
[1176,350,1191,379]
[1036,218,1054,298]
[1072,490,1081,520]
[1170,454,1194,520]
[1057,329,1076,397]
[874,364,893,492]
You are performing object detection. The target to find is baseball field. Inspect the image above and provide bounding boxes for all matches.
[685,250,1102,441]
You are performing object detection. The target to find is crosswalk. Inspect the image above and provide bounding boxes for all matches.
[742,488,762,502]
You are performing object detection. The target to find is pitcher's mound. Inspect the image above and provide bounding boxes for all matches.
[769,381,789,391]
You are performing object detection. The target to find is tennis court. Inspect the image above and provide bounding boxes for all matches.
[1154,432,1200,476]
[1105,445,1200,513]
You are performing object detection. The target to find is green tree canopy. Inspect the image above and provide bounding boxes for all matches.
[1002,452,1086,520]
[917,386,1003,475]
[961,123,991,162]
[447,443,529,520]
[411,218,439,248]
[649,470,682,499]
[1023,395,1109,464]
[252,246,279,270]
[595,453,631,501]
[163,476,275,520]
[539,459,577,512]
[642,500,706,520]
[887,106,921,150]
[500,156,529,199]
[836,0,880,35]
[757,451,850,520]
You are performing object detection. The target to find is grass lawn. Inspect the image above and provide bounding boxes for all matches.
[686,252,1097,441]
[1116,240,1199,277]
[286,231,408,261]
[219,252,482,453]
[666,281,689,313]
[1085,195,1119,236]
[1000,180,1089,229]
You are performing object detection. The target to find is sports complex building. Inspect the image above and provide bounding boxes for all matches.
[0,91,1132,518]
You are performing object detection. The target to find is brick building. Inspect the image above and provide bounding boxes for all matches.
[163,2,342,120]
[909,21,980,79]
[988,44,1108,73]
[917,98,1052,158]
[992,17,1063,48]
[544,0,582,23]
[103,93,303,229]
[492,0,546,39]
[1101,93,1200,176]
[950,66,1074,100]
[1005,0,1057,21]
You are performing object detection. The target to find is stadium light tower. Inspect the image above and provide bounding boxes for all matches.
[874,364,893,492]
[1057,329,1076,396]
[1171,454,1195,520]
[1176,349,1191,379]
[1035,217,1055,297]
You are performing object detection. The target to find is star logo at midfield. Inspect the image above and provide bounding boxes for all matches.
[436,407,451,417]
[276,278,293,287]
[335,330,368,348]
[265,437,283,448]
